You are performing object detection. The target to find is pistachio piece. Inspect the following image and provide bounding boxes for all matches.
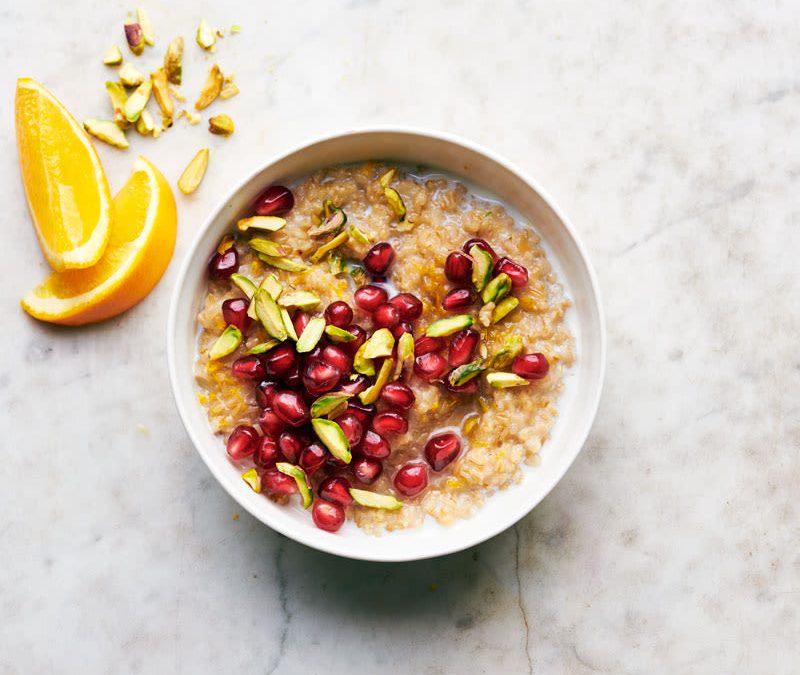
[83,119,129,149]
[470,245,493,292]
[230,24,242,34]
[119,62,145,87]
[241,468,262,493]
[296,317,326,353]
[486,372,530,389]
[196,18,216,50]
[311,419,351,463]
[478,302,494,327]
[426,315,474,338]
[392,331,414,381]
[177,110,201,125]
[310,231,349,264]
[322,199,337,219]
[308,208,346,237]
[276,463,313,508]
[379,168,396,189]
[491,296,519,324]
[164,37,184,84]
[208,113,234,136]
[383,187,406,222]
[104,81,130,128]
[362,328,395,359]
[310,393,351,419]
[349,488,402,510]
[217,235,235,254]
[150,68,174,121]
[137,7,155,46]
[123,79,152,122]
[278,291,321,311]
[254,288,287,340]
[195,64,223,110]
[353,344,375,377]
[135,109,155,135]
[324,325,357,343]
[237,216,286,233]
[248,238,286,257]
[359,358,395,405]
[281,308,298,341]
[348,223,371,245]
[177,148,209,195]
[489,335,523,369]
[481,272,512,305]
[219,82,240,100]
[124,21,144,55]
[230,273,256,298]
[246,340,280,355]
[209,325,242,359]
[103,46,123,66]
[259,274,283,300]
[169,85,186,102]
[449,360,485,387]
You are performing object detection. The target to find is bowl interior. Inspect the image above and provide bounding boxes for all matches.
[168,129,605,561]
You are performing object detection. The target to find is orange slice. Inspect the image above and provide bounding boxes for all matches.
[21,156,177,325]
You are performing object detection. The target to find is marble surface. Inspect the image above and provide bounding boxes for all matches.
[1,1,798,673]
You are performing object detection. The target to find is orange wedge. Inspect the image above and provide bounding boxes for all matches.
[15,78,112,271]
[21,156,177,325]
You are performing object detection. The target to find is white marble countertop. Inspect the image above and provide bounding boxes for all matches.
[1,1,798,673]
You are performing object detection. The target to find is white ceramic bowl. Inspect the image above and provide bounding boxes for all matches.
[167,128,605,562]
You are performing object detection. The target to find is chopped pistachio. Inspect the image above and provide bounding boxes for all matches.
[309,208,347,237]
[470,245,493,292]
[135,108,155,135]
[219,82,240,100]
[230,24,242,34]
[349,488,402,510]
[449,360,485,387]
[281,308,298,341]
[359,358,394,405]
[384,187,406,221]
[124,21,144,55]
[311,419,351,464]
[177,148,209,195]
[310,230,349,264]
[256,254,308,273]
[362,328,395,359]
[152,124,163,139]
[208,113,234,136]
[324,325,357,343]
[169,86,186,102]
[310,393,351,419]
[353,344,375,377]
[105,81,130,128]
[209,325,242,359]
[481,272,512,305]
[196,18,216,50]
[278,291,321,311]
[136,8,155,46]
[491,296,519,324]
[237,216,286,233]
[276,463,313,508]
[296,317,326,353]
[230,273,256,298]
[489,335,523,369]
[177,109,201,125]
[83,119,129,149]
[246,340,280,355]
[486,372,530,389]
[123,79,152,122]
[348,223,370,245]
[164,36,183,84]
[260,275,283,300]
[119,62,145,87]
[379,168,396,188]
[151,68,173,120]
[195,64,223,110]
[426,315,474,337]
[254,288,287,340]
[249,238,286,257]
[478,302,495,327]
[241,468,262,493]
[393,331,414,381]
[103,46,123,66]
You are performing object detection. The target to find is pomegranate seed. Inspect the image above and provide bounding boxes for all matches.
[346,401,375,426]
[372,411,408,436]
[371,275,388,284]
[255,380,280,408]
[442,287,476,312]
[258,408,286,436]
[277,431,304,463]
[283,362,303,389]
[445,378,479,394]
[341,324,367,356]
[354,285,388,313]
[362,242,395,275]
[394,463,428,497]
[324,301,354,328]
[339,374,369,396]
[299,442,328,476]
[254,435,280,466]
[319,476,354,507]
[208,247,239,280]
[462,237,497,262]
[448,328,479,367]
[388,293,423,321]
[226,425,259,460]
[494,257,529,288]
[373,303,400,329]
[379,382,415,410]
[253,185,294,217]
[272,390,310,427]
[352,456,383,484]
[302,359,342,395]
[511,353,550,380]
[312,499,345,532]
[292,311,310,336]
[232,356,267,381]
[335,412,363,447]
[414,335,444,356]
[222,298,253,332]
[261,467,298,495]
[424,433,461,471]
[360,430,391,459]
[392,321,414,339]
[444,250,473,284]
[320,345,351,373]
[414,352,448,381]
[264,344,297,378]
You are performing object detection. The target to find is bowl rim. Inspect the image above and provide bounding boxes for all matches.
[167,125,606,561]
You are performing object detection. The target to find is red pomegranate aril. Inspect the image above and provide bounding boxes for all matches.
[352,456,383,484]
[444,250,473,284]
[254,435,281,466]
[511,352,550,380]
[462,237,497,262]
[494,257,529,288]
[445,378,479,394]
[312,499,345,532]
[299,442,328,476]
[448,328,480,367]
[226,425,259,460]
[231,356,267,381]
[442,287,476,312]
[394,463,428,497]
[341,324,367,356]
[360,430,391,459]
[222,298,253,332]
[259,407,286,436]
[379,382,415,410]
[388,293,423,321]
[208,247,239,280]
[261,467,298,495]
[283,362,303,389]
[362,242,395,275]
[292,311,310,336]
[272,390,310,427]
[335,412,363,448]
[324,301,354,328]
[339,374,369,396]
[319,476,354,507]
[303,359,342,395]
[414,335,444,356]
[373,303,400,329]
[372,411,408,436]
[255,380,280,408]
[277,431,304,463]
[424,433,461,471]
[392,321,414,339]
[414,352,448,381]
[346,401,376,426]
[264,344,297,378]
[253,185,294,217]
[320,345,351,373]
[354,285,388,313]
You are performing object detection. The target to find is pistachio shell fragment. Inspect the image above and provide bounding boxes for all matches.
[349,488,402,510]
[308,209,346,237]
[296,317,326,352]
[137,7,155,46]
[489,335,523,369]
[135,108,155,135]
[254,288,287,340]
[310,393,352,419]
[119,62,145,87]
[491,296,519,324]
[359,357,394,405]
[123,79,152,122]
[177,148,209,195]
[449,360,485,387]
[83,119,129,149]
[241,468,262,493]
[150,68,174,121]
[393,331,414,381]
[362,328,395,359]
[230,273,257,298]
[486,372,530,389]
[219,82,240,100]
[246,340,280,355]
[105,81,130,128]
[324,325,357,343]
[164,37,184,84]
[208,114,234,136]
[426,315,474,337]
[276,463,313,508]
[124,21,144,55]
[311,419,351,464]
[481,272,512,305]
[195,64,223,110]
[281,308,298,341]
[310,231,349,264]
[348,223,371,245]
[103,46,123,65]
[196,18,216,50]
[278,291,321,311]
[209,325,242,359]
[237,216,286,233]
[249,238,286,257]
[383,187,406,221]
